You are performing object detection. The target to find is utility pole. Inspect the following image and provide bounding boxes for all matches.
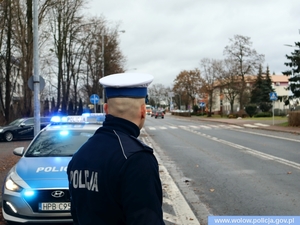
[101,34,105,113]
[33,0,40,135]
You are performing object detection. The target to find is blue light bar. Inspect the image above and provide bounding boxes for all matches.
[60,130,69,136]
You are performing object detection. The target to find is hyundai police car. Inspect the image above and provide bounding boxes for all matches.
[1,114,104,224]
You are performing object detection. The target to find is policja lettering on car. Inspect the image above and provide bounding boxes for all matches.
[69,170,99,192]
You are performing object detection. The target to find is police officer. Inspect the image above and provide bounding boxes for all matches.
[67,73,165,225]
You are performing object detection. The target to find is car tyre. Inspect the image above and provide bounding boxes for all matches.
[4,131,13,142]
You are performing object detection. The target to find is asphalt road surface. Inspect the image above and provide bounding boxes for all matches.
[144,114,300,224]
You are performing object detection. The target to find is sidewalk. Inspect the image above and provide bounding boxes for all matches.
[185,115,300,135]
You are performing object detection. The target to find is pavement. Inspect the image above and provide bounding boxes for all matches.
[179,115,300,135]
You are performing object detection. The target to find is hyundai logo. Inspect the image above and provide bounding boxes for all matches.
[51,190,65,198]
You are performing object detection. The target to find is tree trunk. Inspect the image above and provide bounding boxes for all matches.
[4,0,12,122]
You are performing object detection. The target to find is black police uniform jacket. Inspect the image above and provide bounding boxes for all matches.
[67,115,165,225]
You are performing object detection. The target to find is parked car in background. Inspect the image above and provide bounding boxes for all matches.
[0,117,51,142]
[155,111,164,119]
[1,115,102,224]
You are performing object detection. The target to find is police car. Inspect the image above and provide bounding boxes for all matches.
[1,114,104,224]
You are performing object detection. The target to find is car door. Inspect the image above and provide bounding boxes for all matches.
[16,118,34,139]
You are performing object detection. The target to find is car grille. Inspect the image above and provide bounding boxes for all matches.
[26,189,71,213]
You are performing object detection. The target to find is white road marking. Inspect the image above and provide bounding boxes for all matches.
[229,125,244,129]
[199,125,211,129]
[243,124,258,128]
[159,126,167,130]
[254,123,270,127]
[180,126,300,170]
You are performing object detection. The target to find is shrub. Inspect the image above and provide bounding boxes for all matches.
[254,112,272,117]
[227,114,237,119]
[288,111,300,126]
[259,102,272,112]
[235,109,248,118]
[193,105,199,113]
[245,104,257,118]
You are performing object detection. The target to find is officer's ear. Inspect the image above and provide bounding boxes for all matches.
[141,104,146,119]
[104,103,108,114]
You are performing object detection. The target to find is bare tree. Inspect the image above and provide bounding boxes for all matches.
[221,59,241,114]
[200,58,223,116]
[48,0,86,113]
[223,35,264,110]
[83,17,126,103]
[8,0,54,118]
[148,84,171,108]
[173,69,204,110]
[3,0,12,122]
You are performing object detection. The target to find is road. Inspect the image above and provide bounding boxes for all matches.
[143,114,300,224]
[1,115,300,225]
[0,133,199,224]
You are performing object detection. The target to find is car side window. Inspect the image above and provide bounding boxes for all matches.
[41,117,50,123]
[24,118,34,126]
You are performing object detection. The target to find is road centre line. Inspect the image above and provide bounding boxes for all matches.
[217,139,300,170]
[180,126,300,171]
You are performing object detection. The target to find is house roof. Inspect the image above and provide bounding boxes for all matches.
[270,75,289,82]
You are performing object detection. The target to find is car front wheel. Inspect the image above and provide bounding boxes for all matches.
[4,131,13,142]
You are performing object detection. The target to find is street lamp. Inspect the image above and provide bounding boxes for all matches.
[101,30,125,112]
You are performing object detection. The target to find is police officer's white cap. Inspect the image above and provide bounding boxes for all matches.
[99,73,153,99]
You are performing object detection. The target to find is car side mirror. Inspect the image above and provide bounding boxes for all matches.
[20,123,26,127]
[13,147,25,156]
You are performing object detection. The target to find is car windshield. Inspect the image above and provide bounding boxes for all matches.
[9,118,25,126]
[25,129,95,157]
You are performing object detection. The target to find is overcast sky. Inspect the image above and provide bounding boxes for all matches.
[85,0,300,87]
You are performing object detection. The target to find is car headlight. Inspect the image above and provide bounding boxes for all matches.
[0,128,3,133]
[5,178,23,192]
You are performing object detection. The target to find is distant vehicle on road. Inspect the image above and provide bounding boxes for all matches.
[146,105,153,115]
[0,117,51,142]
[155,111,164,119]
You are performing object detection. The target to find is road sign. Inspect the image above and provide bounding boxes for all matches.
[28,76,45,92]
[90,94,100,104]
[199,102,206,107]
[269,92,278,101]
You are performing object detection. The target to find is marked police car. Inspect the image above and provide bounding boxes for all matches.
[1,114,104,224]
[0,117,51,142]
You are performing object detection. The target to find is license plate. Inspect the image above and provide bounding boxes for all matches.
[39,202,71,211]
